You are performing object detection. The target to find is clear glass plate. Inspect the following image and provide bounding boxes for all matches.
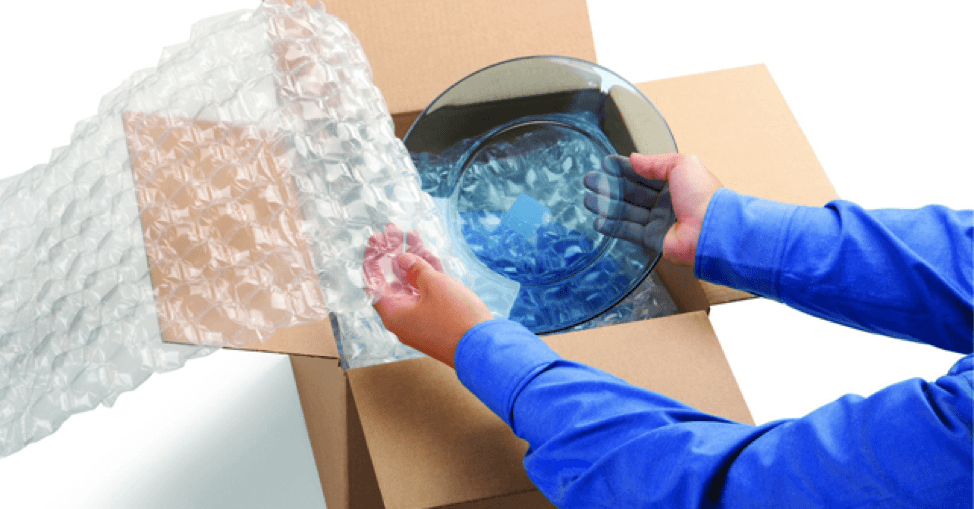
[405,56,677,333]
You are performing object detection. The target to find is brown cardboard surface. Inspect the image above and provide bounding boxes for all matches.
[123,112,338,356]
[544,311,754,425]
[290,355,351,509]
[345,311,751,508]
[639,64,838,207]
[347,357,536,509]
[236,319,337,357]
[638,64,840,305]
[653,258,711,314]
[290,354,385,509]
[325,0,598,118]
[448,491,556,509]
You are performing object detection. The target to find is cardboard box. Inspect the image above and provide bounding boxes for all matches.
[163,1,840,507]
[286,63,838,508]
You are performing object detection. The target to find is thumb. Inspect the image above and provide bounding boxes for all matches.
[397,253,438,292]
[629,153,683,180]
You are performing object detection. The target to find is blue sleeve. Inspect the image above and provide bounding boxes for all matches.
[695,189,973,353]
[455,321,973,508]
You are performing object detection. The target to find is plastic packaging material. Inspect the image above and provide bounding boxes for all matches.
[569,272,678,332]
[0,0,461,456]
[413,123,676,333]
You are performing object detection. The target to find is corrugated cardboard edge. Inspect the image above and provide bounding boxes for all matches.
[638,64,839,306]
[325,0,598,116]
[290,355,385,509]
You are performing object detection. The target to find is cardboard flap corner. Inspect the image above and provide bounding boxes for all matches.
[544,310,754,425]
[638,64,840,305]
[325,0,598,122]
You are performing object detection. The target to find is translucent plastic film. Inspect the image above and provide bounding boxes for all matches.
[1,0,463,457]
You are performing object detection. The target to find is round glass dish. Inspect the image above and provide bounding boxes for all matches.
[405,56,677,334]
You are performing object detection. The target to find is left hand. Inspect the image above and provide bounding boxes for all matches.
[364,224,493,367]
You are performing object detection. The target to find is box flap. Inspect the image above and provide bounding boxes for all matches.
[348,310,752,508]
[238,320,337,357]
[325,0,598,136]
[123,111,340,358]
[290,354,386,509]
[347,356,535,509]
[543,311,753,425]
[653,258,710,314]
[638,64,840,305]
[289,355,352,509]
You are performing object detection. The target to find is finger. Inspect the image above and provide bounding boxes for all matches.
[398,253,438,293]
[604,155,667,192]
[641,188,676,254]
[585,171,656,206]
[366,230,387,254]
[629,153,685,181]
[587,168,662,206]
[640,216,673,254]
[397,230,420,284]
[412,246,444,273]
[405,229,422,250]
[381,222,403,252]
[583,171,620,196]
[593,217,653,246]
[584,192,654,223]
[405,229,445,273]
[372,293,396,319]
[363,257,389,298]
[373,291,418,324]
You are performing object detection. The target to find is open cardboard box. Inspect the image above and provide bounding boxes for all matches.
[154,1,838,507]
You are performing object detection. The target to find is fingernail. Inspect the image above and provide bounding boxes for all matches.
[397,253,416,270]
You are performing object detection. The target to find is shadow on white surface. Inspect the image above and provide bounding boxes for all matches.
[0,350,327,509]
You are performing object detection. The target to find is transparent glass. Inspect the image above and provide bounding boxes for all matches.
[406,56,678,333]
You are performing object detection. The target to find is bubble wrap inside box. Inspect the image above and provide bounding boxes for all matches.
[0,0,465,457]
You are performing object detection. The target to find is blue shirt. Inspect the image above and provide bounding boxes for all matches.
[454,189,973,508]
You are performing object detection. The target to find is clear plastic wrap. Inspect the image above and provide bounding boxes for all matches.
[412,123,679,333]
[0,0,463,456]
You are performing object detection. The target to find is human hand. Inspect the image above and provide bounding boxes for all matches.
[364,224,493,368]
[583,154,673,256]
[584,153,722,267]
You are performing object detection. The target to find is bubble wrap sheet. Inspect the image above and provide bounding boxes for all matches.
[0,0,462,457]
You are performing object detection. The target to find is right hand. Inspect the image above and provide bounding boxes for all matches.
[584,153,722,267]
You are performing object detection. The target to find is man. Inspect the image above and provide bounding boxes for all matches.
[366,153,972,508]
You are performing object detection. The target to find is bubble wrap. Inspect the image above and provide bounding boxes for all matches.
[414,124,679,333]
[0,0,463,456]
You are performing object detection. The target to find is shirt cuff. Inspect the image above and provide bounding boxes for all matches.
[694,188,800,299]
[454,319,561,427]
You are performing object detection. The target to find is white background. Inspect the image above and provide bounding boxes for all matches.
[0,1,970,507]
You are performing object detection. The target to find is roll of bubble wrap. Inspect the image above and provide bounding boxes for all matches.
[0,0,464,457]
